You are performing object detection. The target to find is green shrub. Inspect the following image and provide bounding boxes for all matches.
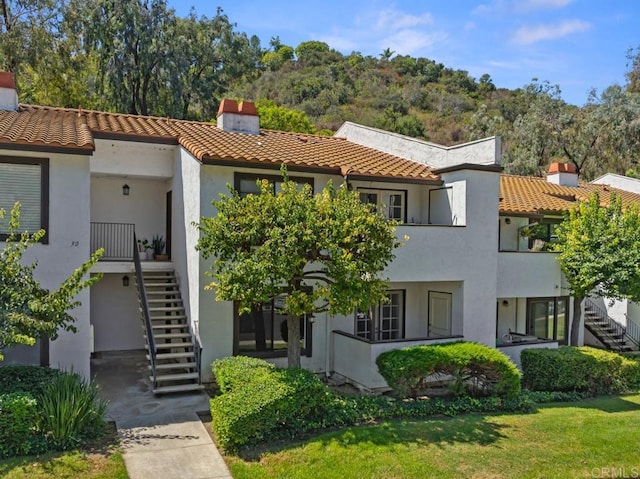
[211,355,534,452]
[0,365,63,395]
[0,392,40,458]
[376,342,521,399]
[521,346,640,395]
[211,357,332,451]
[212,355,276,393]
[37,373,108,450]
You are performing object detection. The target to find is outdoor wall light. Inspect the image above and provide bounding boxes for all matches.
[502,300,509,307]
[504,218,511,224]
[122,184,130,196]
[122,275,130,287]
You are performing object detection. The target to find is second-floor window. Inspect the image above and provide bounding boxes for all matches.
[235,172,314,198]
[0,156,49,242]
[358,188,405,222]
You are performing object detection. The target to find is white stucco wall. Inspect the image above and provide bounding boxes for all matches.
[90,139,175,178]
[335,122,501,168]
[497,252,562,298]
[592,173,640,194]
[499,216,529,251]
[91,176,168,246]
[2,151,92,378]
[90,273,143,351]
[386,169,500,347]
[171,148,202,366]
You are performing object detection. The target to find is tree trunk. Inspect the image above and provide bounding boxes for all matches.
[570,295,583,346]
[287,313,301,368]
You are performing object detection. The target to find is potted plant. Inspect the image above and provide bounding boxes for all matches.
[137,238,151,260]
[151,235,168,261]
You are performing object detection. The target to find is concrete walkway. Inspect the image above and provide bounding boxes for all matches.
[92,350,232,479]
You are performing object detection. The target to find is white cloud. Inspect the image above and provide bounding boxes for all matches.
[473,0,573,15]
[373,9,433,32]
[511,19,591,45]
[382,30,448,57]
[525,0,573,8]
[317,7,446,57]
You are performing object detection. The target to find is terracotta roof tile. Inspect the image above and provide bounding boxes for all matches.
[4,105,439,182]
[0,107,93,151]
[500,175,640,215]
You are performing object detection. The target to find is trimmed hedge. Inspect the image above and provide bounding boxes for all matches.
[0,365,64,395]
[521,346,640,395]
[211,358,332,451]
[211,356,533,452]
[0,392,40,458]
[376,342,521,399]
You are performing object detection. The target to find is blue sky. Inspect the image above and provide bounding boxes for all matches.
[168,0,639,106]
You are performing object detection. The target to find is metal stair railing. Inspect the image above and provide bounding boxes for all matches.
[584,298,628,352]
[172,274,202,385]
[625,316,640,348]
[133,232,157,388]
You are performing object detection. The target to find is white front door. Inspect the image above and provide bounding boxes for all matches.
[428,291,452,337]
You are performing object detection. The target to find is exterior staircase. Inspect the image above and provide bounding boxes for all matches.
[135,266,204,395]
[584,299,639,353]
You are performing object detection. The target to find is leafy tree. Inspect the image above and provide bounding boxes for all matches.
[255,99,317,133]
[196,169,401,367]
[626,46,640,93]
[505,80,640,179]
[0,203,103,360]
[0,0,60,82]
[554,192,640,345]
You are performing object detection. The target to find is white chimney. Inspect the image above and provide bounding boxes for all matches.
[0,72,18,111]
[216,99,259,135]
[547,162,578,187]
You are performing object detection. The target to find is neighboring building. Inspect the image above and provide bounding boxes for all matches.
[2,74,639,391]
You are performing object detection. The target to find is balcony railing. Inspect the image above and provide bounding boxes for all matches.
[90,222,135,260]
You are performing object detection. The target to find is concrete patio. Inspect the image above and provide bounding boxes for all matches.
[92,350,231,479]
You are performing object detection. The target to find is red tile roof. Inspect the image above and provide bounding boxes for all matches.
[500,174,640,215]
[0,105,439,182]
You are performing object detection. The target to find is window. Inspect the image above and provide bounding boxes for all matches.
[0,157,49,242]
[358,188,406,222]
[234,294,312,358]
[235,172,314,198]
[522,219,561,251]
[527,297,569,344]
[355,290,405,341]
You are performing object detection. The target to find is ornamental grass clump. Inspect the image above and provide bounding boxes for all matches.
[37,372,108,450]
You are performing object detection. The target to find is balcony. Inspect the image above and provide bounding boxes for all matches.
[497,251,562,298]
[90,222,171,273]
[332,330,463,390]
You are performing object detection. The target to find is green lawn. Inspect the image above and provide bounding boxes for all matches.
[227,394,640,479]
[0,429,128,479]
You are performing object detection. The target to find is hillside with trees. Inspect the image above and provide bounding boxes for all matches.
[1,0,639,180]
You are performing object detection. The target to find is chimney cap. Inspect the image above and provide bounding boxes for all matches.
[238,100,257,116]
[548,162,576,174]
[217,98,258,117]
[0,72,16,90]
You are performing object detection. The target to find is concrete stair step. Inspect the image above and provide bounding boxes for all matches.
[148,306,185,312]
[150,323,188,330]
[152,372,200,382]
[146,298,184,304]
[145,290,181,296]
[149,352,195,360]
[152,332,191,339]
[152,383,205,395]
[153,341,194,349]
[151,361,198,370]
[144,282,179,288]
